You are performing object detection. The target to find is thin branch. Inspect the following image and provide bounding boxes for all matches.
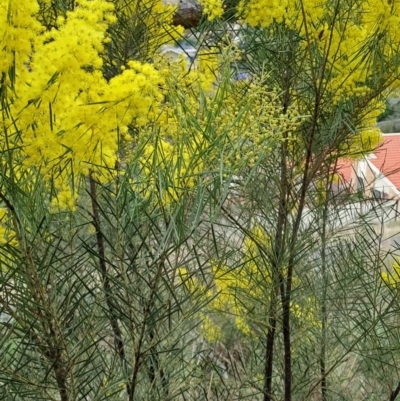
[390,382,400,401]
[88,173,131,395]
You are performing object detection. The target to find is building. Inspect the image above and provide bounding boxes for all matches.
[336,133,400,200]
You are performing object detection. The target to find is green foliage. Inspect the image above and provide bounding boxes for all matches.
[2,1,400,401]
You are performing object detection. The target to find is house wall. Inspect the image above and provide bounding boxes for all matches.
[349,160,358,192]
[365,159,400,199]
[363,160,376,197]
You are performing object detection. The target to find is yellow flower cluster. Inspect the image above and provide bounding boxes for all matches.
[0,206,19,272]
[238,1,400,102]
[139,135,204,206]
[235,0,392,167]
[199,313,223,343]
[344,128,382,159]
[238,0,400,39]
[199,0,224,21]
[178,225,319,342]
[178,267,223,342]
[138,49,301,206]
[136,52,219,206]
[1,0,164,209]
[382,259,400,288]
[291,298,321,331]
[208,226,271,337]
[339,99,384,158]
[237,0,324,30]
[0,208,13,245]
[0,0,42,75]
[237,0,285,27]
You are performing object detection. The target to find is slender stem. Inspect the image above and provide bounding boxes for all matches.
[263,316,277,401]
[281,275,291,401]
[52,357,69,401]
[89,173,131,395]
[148,326,169,396]
[390,382,400,401]
[278,31,294,401]
[0,189,70,401]
[129,254,165,401]
[264,136,288,400]
[320,206,328,400]
[319,160,338,399]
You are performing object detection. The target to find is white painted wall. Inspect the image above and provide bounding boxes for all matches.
[366,159,400,198]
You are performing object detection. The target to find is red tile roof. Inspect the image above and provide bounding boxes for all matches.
[370,133,400,190]
[335,158,353,184]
